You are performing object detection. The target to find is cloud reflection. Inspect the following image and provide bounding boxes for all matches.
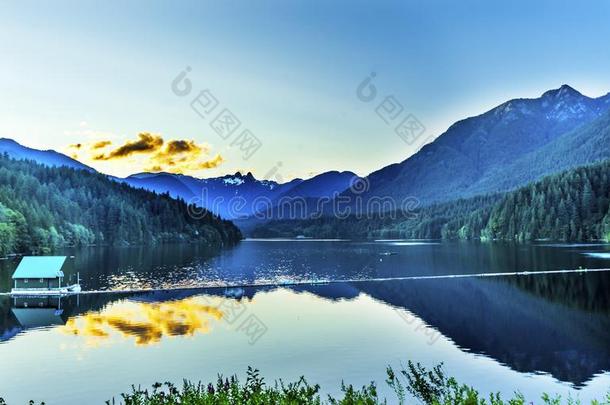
[61,297,224,346]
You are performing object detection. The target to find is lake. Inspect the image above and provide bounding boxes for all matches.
[1,239,610,404]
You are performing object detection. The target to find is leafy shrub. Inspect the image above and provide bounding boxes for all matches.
[4,363,609,404]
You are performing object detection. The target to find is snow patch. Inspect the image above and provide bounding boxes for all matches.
[223,177,245,186]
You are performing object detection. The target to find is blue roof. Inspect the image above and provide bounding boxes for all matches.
[12,256,66,279]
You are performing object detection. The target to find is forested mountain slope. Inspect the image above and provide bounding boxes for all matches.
[0,155,242,256]
[253,159,610,242]
[471,107,610,195]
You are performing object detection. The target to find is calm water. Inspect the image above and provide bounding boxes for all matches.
[1,240,610,404]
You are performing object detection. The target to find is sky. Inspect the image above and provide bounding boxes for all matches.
[1,0,610,180]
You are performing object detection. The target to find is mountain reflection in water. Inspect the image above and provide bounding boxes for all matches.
[1,270,610,390]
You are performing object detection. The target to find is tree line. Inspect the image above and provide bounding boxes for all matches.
[253,159,610,242]
[0,154,242,256]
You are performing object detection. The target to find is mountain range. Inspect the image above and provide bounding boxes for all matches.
[122,170,358,219]
[2,84,610,233]
[0,138,359,219]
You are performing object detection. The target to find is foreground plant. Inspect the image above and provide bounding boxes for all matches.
[386,361,610,405]
[104,367,380,405]
[3,363,609,404]
[108,362,609,405]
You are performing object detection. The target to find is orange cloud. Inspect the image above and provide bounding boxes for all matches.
[92,140,112,149]
[145,139,222,174]
[68,132,224,175]
[147,165,163,172]
[165,140,205,155]
[144,155,224,174]
[196,154,224,169]
[94,132,163,160]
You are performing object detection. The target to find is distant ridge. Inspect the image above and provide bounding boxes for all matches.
[0,138,94,172]
[0,137,359,220]
[123,170,358,219]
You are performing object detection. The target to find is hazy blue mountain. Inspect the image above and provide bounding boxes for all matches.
[274,170,358,199]
[124,170,359,220]
[353,85,610,206]
[124,172,303,219]
[0,138,93,171]
[123,172,196,201]
[235,170,363,231]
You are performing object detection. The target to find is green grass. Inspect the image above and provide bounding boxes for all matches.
[2,362,609,404]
